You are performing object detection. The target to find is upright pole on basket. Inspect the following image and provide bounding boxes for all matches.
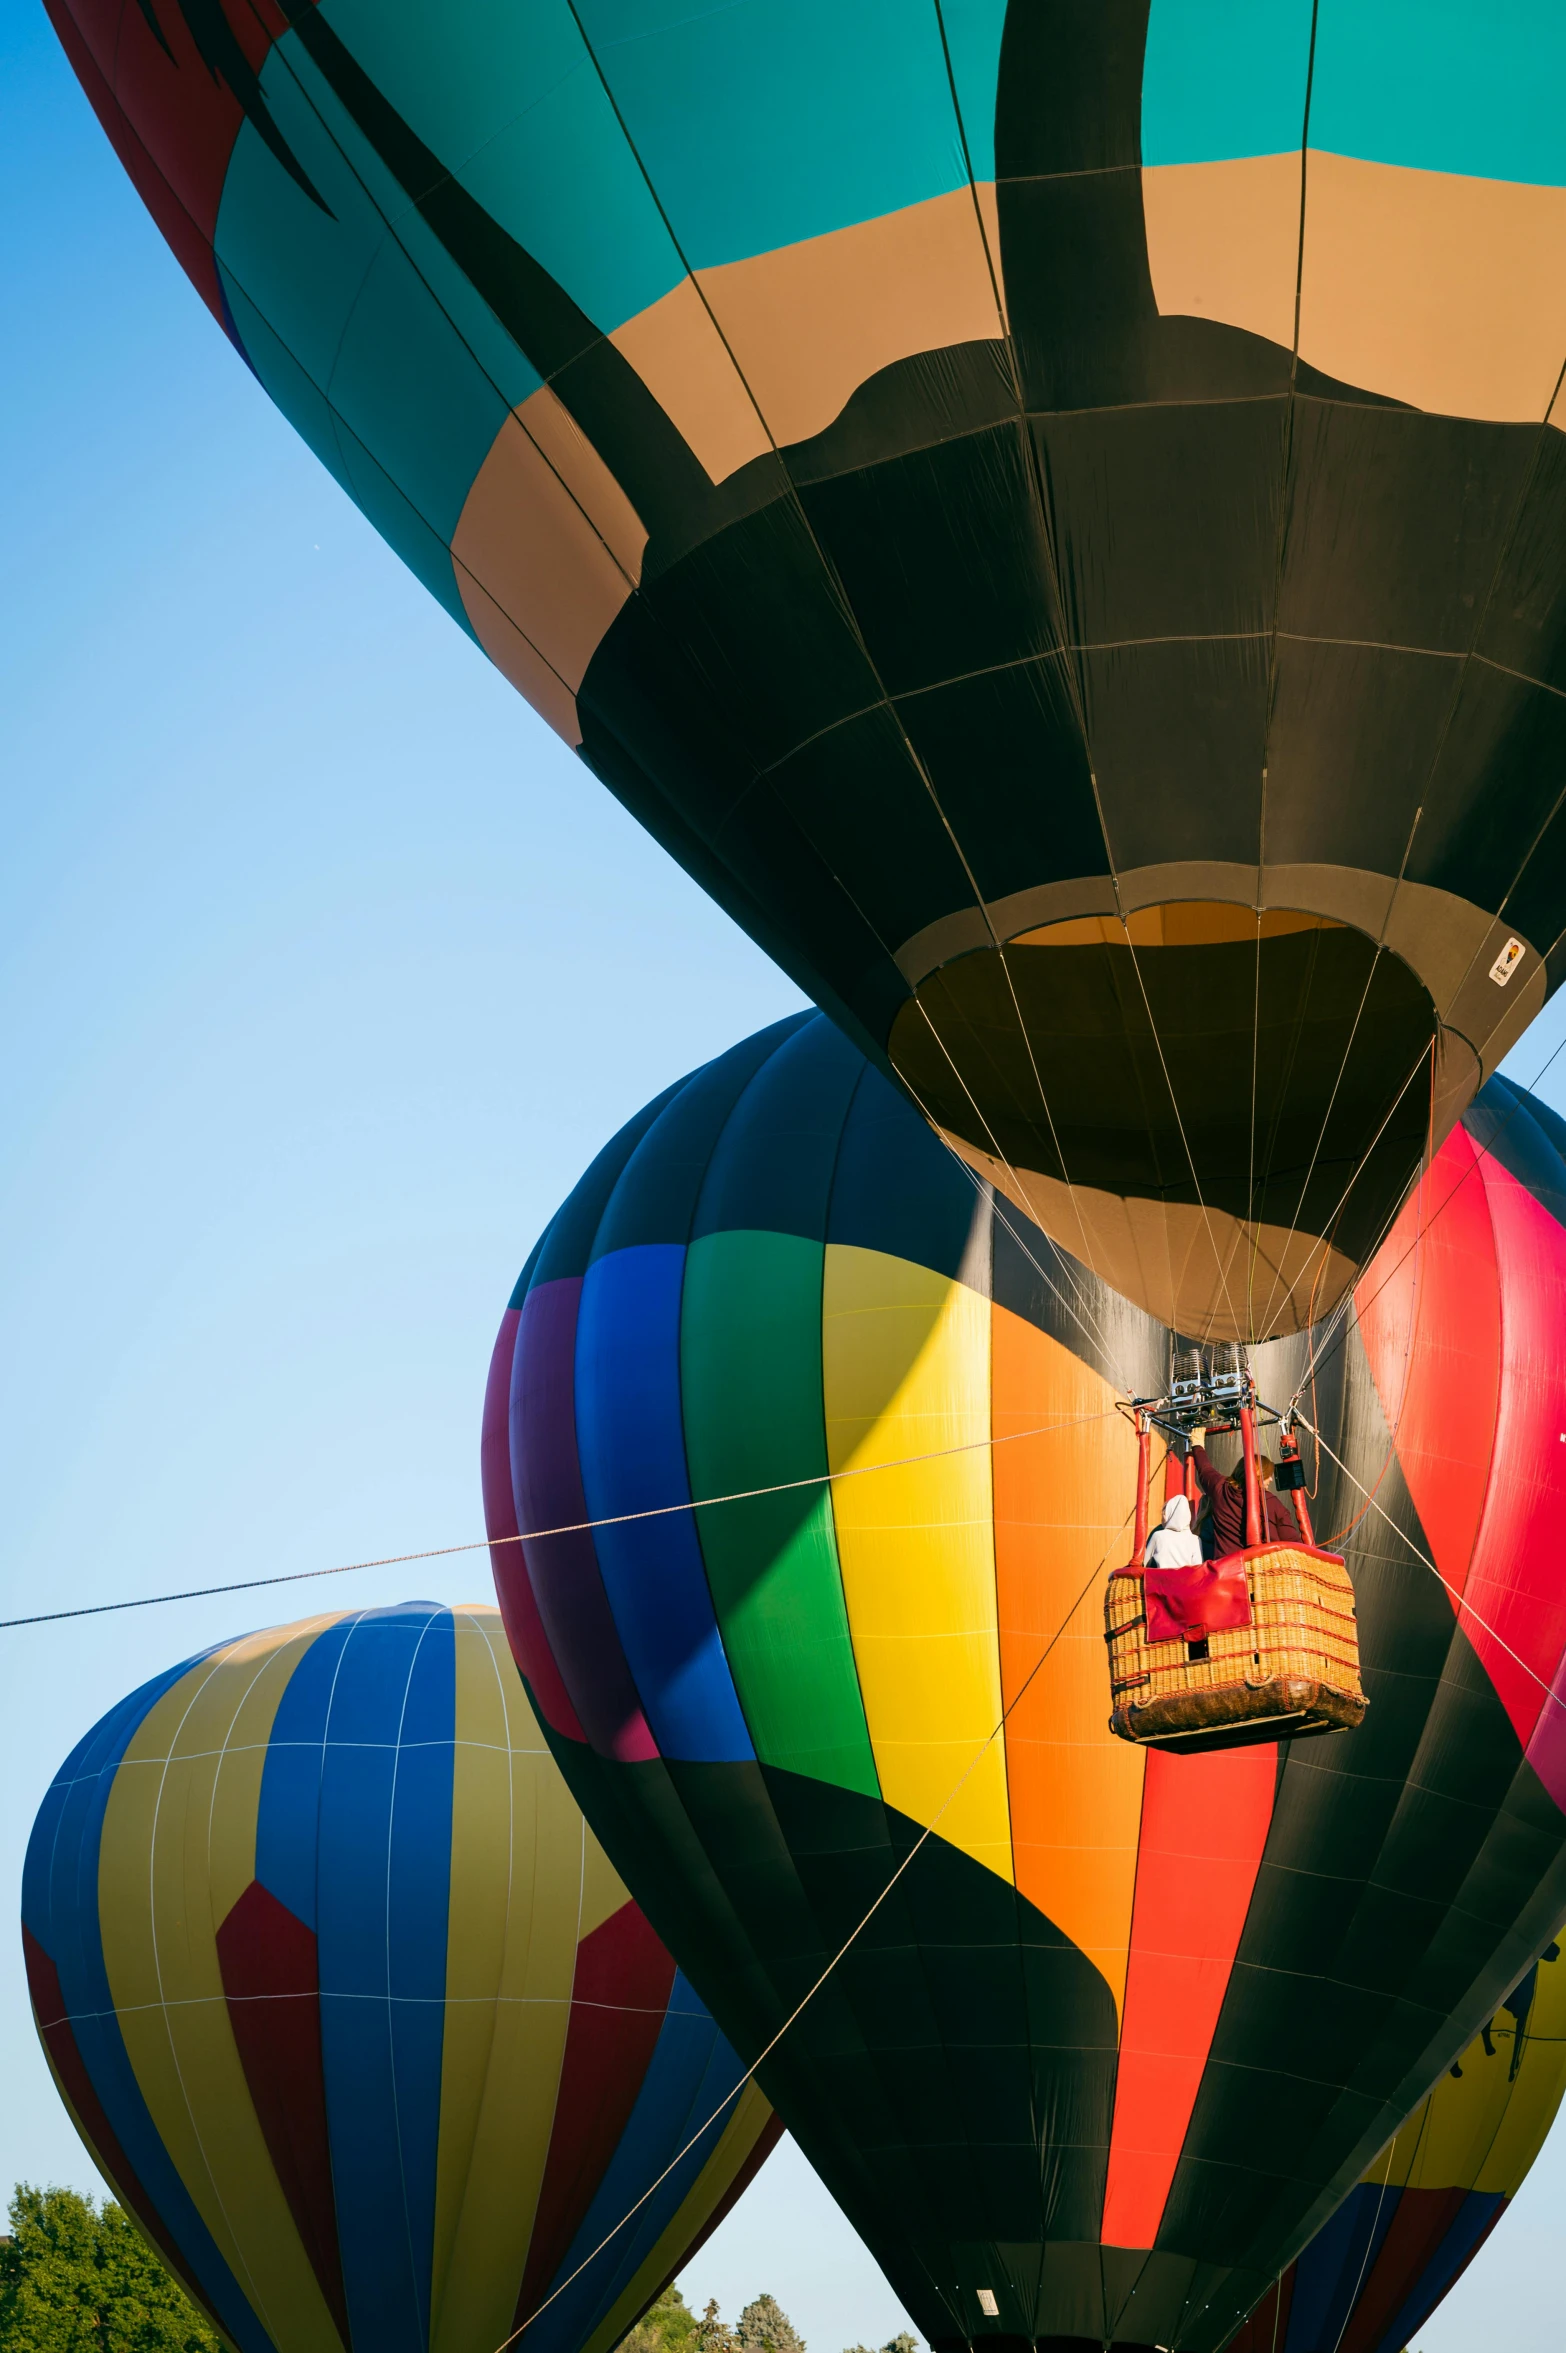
[1133,1411,1151,1563]
[1163,1431,1184,1508]
[1240,1401,1262,1549]
[1282,1425,1315,1546]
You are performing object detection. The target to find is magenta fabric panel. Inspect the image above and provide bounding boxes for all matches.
[511,1276,658,1763]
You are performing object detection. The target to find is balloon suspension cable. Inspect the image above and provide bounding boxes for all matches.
[486,1515,1134,2353]
[0,1403,1121,1632]
[1283,1021,1566,1423]
[1295,1408,1566,1723]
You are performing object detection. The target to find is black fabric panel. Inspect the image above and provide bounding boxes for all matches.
[1405,657,1566,914]
[895,660,1106,905]
[692,1015,866,1246]
[622,496,884,776]
[760,702,982,951]
[589,1022,803,1257]
[1276,399,1540,654]
[828,1063,989,1282]
[990,1211,1167,1398]
[1466,1075,1566,1221]
[786,341,1019,489]
[1472,426,1566,698]
[1037,401,1284,649]
[1082,638,1271,872]
[797,423,1062,696]
[1263,641,1455,877]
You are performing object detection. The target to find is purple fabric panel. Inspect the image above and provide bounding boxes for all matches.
[512,1276,658,1763]
[483,1307,583,1739]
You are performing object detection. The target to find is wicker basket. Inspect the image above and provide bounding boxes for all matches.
[1105,1544,1368,1752]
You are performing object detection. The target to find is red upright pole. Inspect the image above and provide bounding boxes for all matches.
[1133,1414,1151,1563]
[1163,1433,1184,1508]
[1240,1403,1262,1549]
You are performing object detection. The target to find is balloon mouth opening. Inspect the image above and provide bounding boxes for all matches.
[888,898,1438,1340]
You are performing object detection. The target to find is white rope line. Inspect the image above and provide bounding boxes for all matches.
[0,1404,1119,1631]
[487,1529,1124,2353]
[1297,1412,1566,1720]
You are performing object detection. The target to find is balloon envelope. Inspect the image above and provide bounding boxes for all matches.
[489,1011,1566,2353]
[45,0,1566,1336]
[1227,1937,1566,2353]
[22,1602,778,2353]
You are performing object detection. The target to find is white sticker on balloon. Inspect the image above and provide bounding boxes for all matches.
[1490,937,1526,986]
[976,2291,999,2318]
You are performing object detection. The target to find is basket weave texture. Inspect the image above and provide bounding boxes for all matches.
[1105,1543,1367,1745]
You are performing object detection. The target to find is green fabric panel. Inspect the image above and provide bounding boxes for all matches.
[681,1230,878,1797]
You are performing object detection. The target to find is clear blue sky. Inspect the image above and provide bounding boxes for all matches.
[2,5,1564,2347]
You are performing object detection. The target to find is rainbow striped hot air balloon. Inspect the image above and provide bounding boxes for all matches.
[487,1010,1566,2353]
[22,1602,778,2353]
[1228,1937,1566,2353]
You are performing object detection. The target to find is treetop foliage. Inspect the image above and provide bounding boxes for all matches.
[0,2186,223,2353]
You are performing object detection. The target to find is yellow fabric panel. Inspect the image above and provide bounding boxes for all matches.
[429,1607,589,2353]
[822,1245,1012,1884]
[577,2086,777,2353]
[206,1616,346,1923]
[1476,1951,1566,2193]
[100,1641,344,2353]
[989,1304,1145,2017]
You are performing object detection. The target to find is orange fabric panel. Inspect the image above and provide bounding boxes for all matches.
[1355,1127,1500,1600]
[990,1304,1146,2014]
[1101,1745,1276,2250]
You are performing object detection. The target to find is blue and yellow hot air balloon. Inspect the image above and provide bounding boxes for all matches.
[21,1601,779,2353]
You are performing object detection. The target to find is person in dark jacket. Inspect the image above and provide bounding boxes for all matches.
[1190,1436,1299,1555]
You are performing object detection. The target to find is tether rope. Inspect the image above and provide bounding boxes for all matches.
[0,1404,1119,1632]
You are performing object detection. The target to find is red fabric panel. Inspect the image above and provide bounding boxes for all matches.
[41,0,229,327]
[1144,1558,1253,1644]
[1223,2264,1293,2353]
[516,1899,677,2322]
[1101,1744,1276,2250]
[22,1926,214,2312]
[1337,2184,1468,2353]
[1355,1126,1500,1607]
[1467,1156,1566,1793]
[482,1306,585,1740]
[215,1880,349,2343]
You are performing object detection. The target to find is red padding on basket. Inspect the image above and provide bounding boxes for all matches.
[1144,1558,1253,1644]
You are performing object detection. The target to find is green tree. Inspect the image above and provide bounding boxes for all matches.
[0,2185,223,2353]
[619,2285,704,2353]
[736,2297,804,2353]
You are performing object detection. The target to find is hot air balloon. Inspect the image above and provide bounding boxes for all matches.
[1227,1935,1566,2353]
[43,0,1566,1338]
[21,1601,779,2353]
[487,1010,1566,2353]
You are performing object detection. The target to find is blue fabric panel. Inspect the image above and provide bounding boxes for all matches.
[939,0,1010,182]
[579,0,969,269]
[591,1018,808,1258]
[530,1973,752,2353]
[316,1607,455,2353]
[1370,2190,1506,2353]
[531,1081,687,1288]
[574,1245,754,1761]
[323,0,687,334]
[827,1057,988,1285]
[256,1615,360,1932]
[24,1657,275,2353]
[1284,2180,1400,2353]
[692,1012,865,1245]
[1144,0,1566,184]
